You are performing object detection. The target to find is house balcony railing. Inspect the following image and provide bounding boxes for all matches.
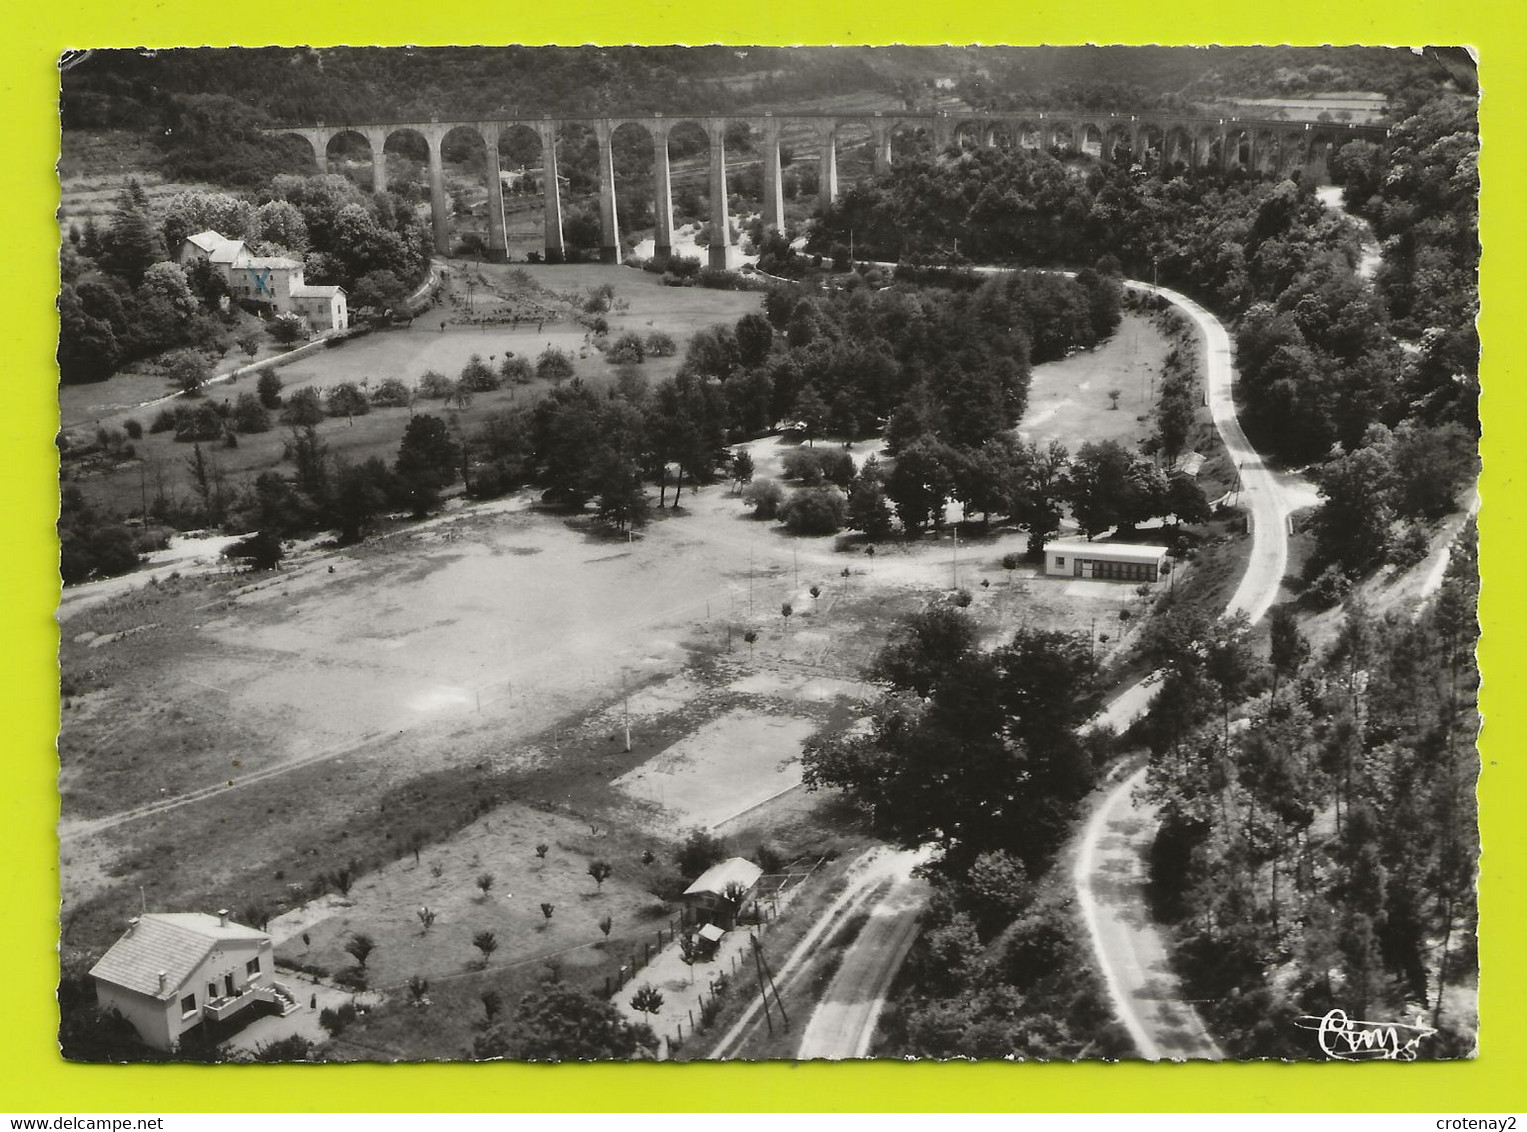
[203,984,260,1023]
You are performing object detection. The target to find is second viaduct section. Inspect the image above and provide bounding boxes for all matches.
[265,109,1387,267]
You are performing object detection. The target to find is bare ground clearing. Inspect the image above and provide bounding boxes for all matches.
[59,310,1185,1032]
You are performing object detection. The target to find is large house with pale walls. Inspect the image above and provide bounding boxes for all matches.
[178,230,348,332]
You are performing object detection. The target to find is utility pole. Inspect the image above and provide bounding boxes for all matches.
[952,527,959,589]
[622,673,631,752]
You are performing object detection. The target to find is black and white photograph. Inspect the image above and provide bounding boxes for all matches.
[55,44,1481,1065]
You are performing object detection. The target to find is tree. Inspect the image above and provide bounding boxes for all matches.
[473,930,499,964]
[780,487,848,536]
[1165,472,1212,528]
[1268,604,1310,697]
[537,347,575,383]
[676,828,726,878]
[588,860,613,890]
[344,933,377,969]
[474,986,657,1061]
[256,368,283,409]
[735,312,775,366]
[57,285,120,384]
[598,915,613,938]
[630,984,664,1016]
[743,479,784,520]
[731,449,755,493]
[396,414,458,491]
[476,872,495,898]
[540,903,555,921]
[268,312,306,345]
[233,392,272,434]
[1064,440,1167,538]
[871,606,979,697]
[280,387,325,428]
[792,386,829,446]
[460,354,500,391]
[535,843,549,859]
[164,349,211,397]
[1308,443,1395,578]
[481,989,503,1023]
[98,180,163,286]
[326,382,371,420]
[885,440,954,533]
[805,626,1100,872]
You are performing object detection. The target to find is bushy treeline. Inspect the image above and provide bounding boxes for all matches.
[1330,97,1480,432]
[1137,538,1479,1057]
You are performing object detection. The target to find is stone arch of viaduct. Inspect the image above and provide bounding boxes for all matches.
[263,110,1388,266]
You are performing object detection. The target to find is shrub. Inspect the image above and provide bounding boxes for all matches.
[268,312,305,345]
[460,355,501,391]
[743,479,784,520]
[233,392,272,434]
[500,357,534,385]
[326,382,371,418]
[370,378,412,407]
[606,332,645,365]
[417,371,454,400]
[781,487,847,536]
[280,387,325,427]
[783,447,854,488]
[174,403,224,443]
[149,408,177,434]
[123,419,142,440]
[536,348,575,383]
[644,331,677,357]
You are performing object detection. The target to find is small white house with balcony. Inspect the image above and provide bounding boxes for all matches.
[89,910,296,1050]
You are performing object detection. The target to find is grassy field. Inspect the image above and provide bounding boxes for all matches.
[62,261,765,516]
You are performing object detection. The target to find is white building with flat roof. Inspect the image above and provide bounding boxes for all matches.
[1044,539,1168,582]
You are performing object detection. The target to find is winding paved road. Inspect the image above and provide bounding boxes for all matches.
[1071,280,1302,1060]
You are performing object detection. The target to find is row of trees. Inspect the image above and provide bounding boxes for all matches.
[754,434,1209,551]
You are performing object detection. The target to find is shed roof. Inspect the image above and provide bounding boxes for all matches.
[89,913,268,999]
[683,857,763,899]
[1044,539,1168,563]
[697,923,727,944]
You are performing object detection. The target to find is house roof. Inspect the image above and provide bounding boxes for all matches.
[183,230,224,252]
[683,857,763,899]
[238,256,304,270]
[89,913,269,999]
[207,239,249,265]
[291,283,345,298]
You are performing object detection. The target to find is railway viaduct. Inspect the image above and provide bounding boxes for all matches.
[264,109,1388,268]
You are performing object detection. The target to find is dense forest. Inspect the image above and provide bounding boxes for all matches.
[1136,534,1479,1057]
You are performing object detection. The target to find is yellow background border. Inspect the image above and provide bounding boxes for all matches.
[6,2,1524,1113]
